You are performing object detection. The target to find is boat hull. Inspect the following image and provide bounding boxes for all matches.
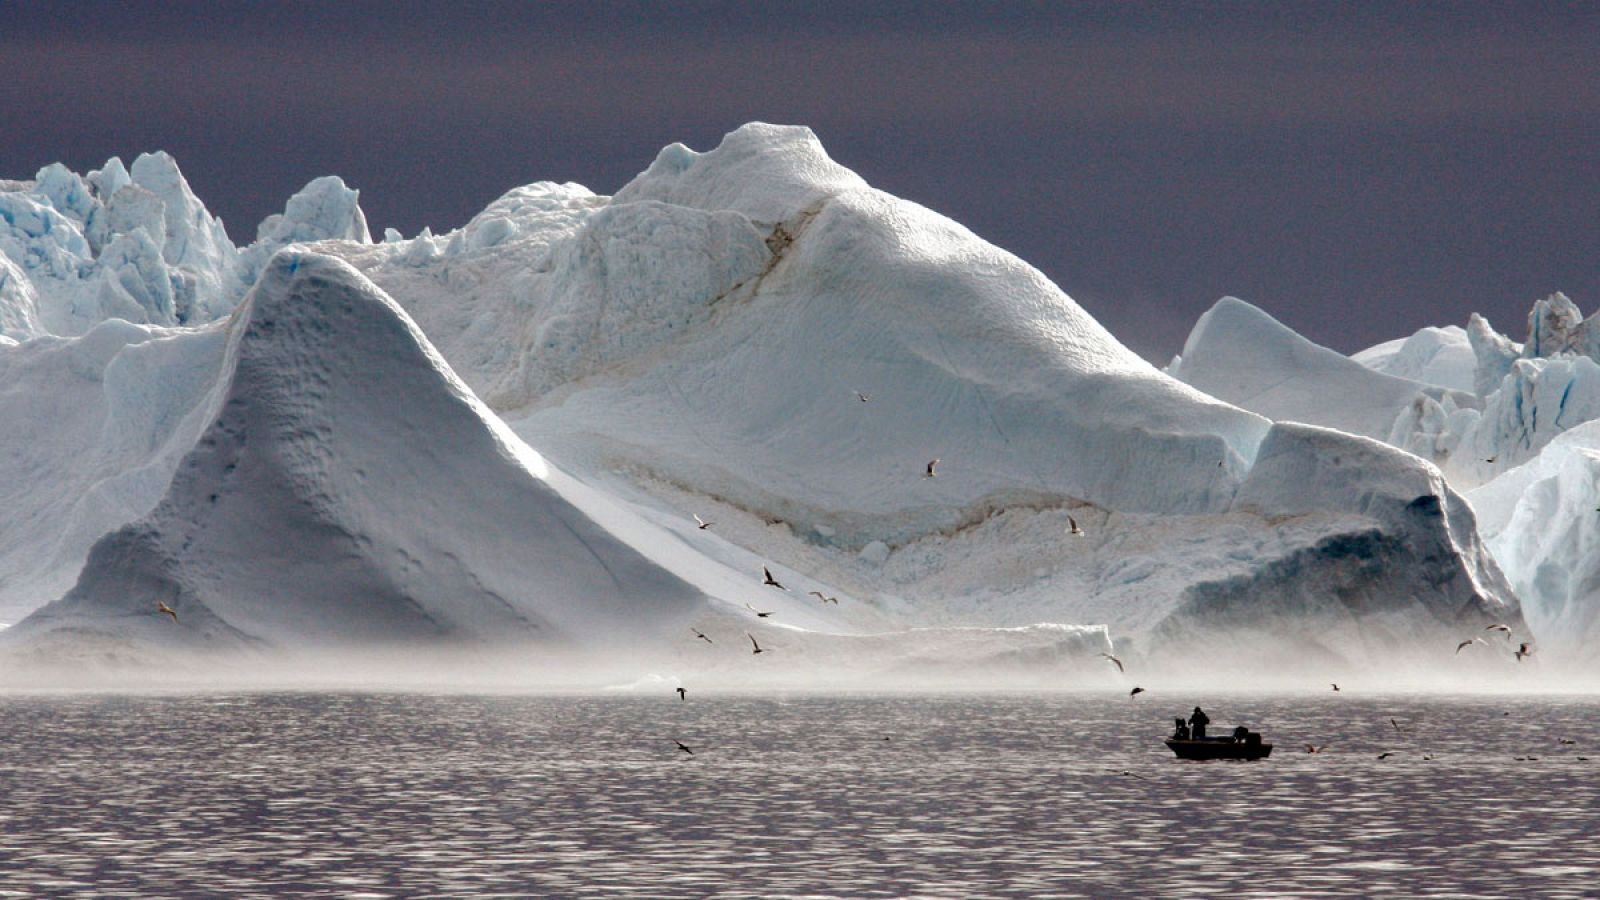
[1165,739,1273,761]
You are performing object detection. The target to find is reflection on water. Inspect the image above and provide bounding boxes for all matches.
[0,692,1596,897]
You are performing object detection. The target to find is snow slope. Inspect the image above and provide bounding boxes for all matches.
[4,253,707,658]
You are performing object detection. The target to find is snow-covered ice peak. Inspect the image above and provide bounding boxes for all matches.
[3,250,706,659]
[1467,312,1522,398]
[86,156,132,201]
[1524,291,1593,360]
[125,151,235,276]
[237,175,373,290]
[255,175,371,247]
[613,122,869,226]
[1351,324,1476,393]
[349,125,1270,532]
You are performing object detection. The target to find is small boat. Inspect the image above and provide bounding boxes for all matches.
[1165,736,1273,761]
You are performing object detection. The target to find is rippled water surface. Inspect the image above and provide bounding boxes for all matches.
[1,691,1597,897]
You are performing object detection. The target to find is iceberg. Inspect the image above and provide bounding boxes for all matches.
[4,253,706,660]
[1169,296,1477,444]
[1178,289,1600,661]
[1351,324,1477,393]
[0,318,225,622]
[0,125,1527,675]
[321,124,1517,668]
[1470,421,1600,660]
[0,155,373,341]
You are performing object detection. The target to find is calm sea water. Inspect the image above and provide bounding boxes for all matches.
[0,691,1596,898]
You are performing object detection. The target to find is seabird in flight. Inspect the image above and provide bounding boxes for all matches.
[762,566,787,590]
[674,740,694,756]
[808,591,839,604]
[748,633,770,655]
[1485,623,1514,639]
[693,514,714,530]
[856,391,870,403]
[1100,652,1124,673]
[1129,686,1145,698]
[744,603,773,618]
[1068,515,1084,536]
[1515,642,1533,662]
[676,687,686,701]
[1456,637,1486,654]
[924,459,938,478]
[156,601,178,623]
[692,628,714,644]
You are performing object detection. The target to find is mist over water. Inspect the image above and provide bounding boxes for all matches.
[2,690,1597,897]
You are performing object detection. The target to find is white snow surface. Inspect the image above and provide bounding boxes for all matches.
[0,124,1529,675]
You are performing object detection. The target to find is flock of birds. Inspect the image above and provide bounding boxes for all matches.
[1456,623,1536,663]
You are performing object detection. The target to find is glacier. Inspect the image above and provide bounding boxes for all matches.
[0,123,1535,681]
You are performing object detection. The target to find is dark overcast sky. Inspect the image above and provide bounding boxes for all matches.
[2,1,1594,360]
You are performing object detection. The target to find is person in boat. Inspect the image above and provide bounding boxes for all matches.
[1173,717,1190,740]
[1232,725,1249,743]
[1189,706,1210,740]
